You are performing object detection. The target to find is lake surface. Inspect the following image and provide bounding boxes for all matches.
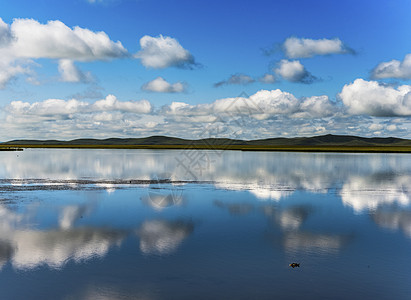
[1,149,411,299]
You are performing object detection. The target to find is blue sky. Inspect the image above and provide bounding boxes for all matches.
[1,0,411,140]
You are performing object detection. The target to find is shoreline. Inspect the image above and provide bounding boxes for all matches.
[2,144,411,153]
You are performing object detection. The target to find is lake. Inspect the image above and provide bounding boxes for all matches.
[1,149,411,299]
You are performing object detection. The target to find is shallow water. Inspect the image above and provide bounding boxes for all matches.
[0,149,410,299]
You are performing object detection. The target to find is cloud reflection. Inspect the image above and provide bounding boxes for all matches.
[59,203,95,229]
[0,241,14,270]
[137,220,194,255]
[3,151,411,208]
[262,205,351,254]
[0,204,127,270]
[283,232,351,254]
[262,205,312,230]
[340,175,411,213]
[214,200,254,216]
[371,209,411,238]
[8,228,126,270]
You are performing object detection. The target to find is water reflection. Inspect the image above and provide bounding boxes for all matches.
[0,242,14,270]
[283,232,351,254]
[371,209,411,238]
[2,150,411,208]
[213,200,254,216]
[1,149,411,298]
[7,227,126,270]
[0,203,127,270]
[340,174,411,213]
[59,203,95,229]
[137,220,194,255]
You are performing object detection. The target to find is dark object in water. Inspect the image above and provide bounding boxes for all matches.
[0,148,23,151]
[289,263,300,268]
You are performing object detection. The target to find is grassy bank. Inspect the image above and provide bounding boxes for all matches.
[2,144,411,153]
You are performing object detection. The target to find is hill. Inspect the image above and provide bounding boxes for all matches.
[3,134,411,147]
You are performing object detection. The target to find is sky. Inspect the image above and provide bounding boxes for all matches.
[1,0,411,141]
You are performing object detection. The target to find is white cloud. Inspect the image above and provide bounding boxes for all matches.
[92,95,152,113]
[274,60,316,83]
[141,77,186,93]
[6,94,151,116]
[0,18,13,47]
[371,54,411,79]
[387,124,397,132]
[259,73,276,84]
[3,86,411,141]
[0,18,128,88]
[135,35,196,69]
[0,60,28,89]
[297,96,335,118]
[163,89,335,120]
[214,73,255,87]
[339,78,411,116]
[283,37,353,58]
[58,59,93,83]
[369,123,384,131]
[8,18,127,61]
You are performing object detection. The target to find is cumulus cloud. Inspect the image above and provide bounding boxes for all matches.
[135,35,197,69]
[259,73,276,84]
[214,73,255,87]
[371,54,411,79]
[274,60,317,84]
[4,85,411,141]
[6,94,151,116]
[296,96,335,118]
[58,59,93,83]
[0,60,29,89]
[8,18,127,61]
[283,37,354,58]
[0,18,13,47]
[163,89,335,120]
[339,78,411,116]
[0,18,128,88]
[141,77,186,93]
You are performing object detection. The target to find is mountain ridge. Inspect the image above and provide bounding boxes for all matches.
[3,134,411,146]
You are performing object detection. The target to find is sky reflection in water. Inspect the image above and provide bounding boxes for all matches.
[0,149,411,299]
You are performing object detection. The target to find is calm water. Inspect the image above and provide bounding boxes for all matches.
[1,149,411,299]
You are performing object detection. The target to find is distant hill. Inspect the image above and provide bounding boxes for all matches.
[3,134,411,147]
